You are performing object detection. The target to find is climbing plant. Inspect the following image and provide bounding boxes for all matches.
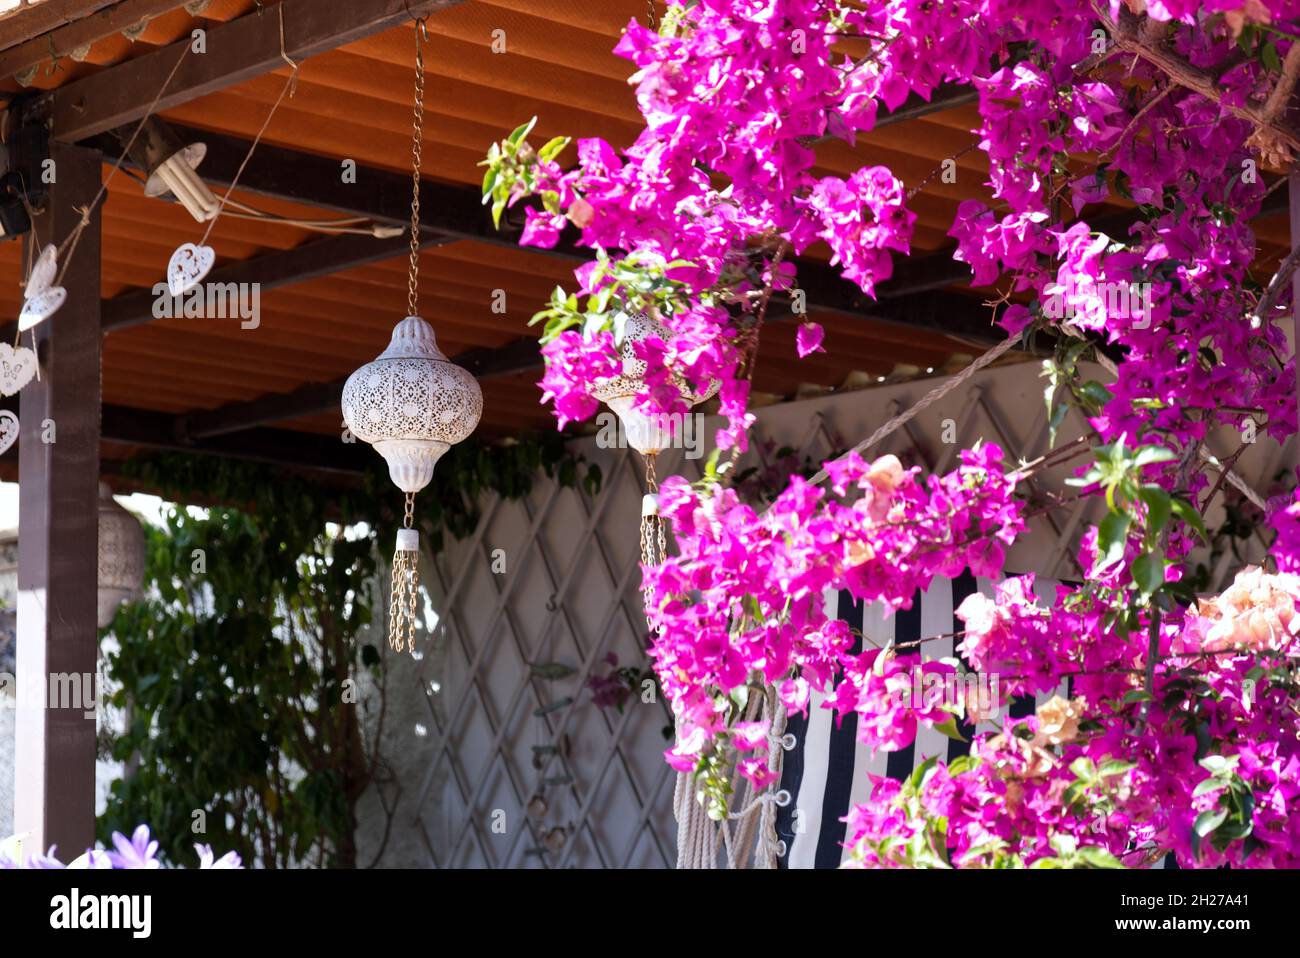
[99,434,599,867]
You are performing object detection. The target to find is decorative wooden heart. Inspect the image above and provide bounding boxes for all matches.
[0,410,18,456]
[167,242,215,296]
[24,244,58,300]
[18,286,66,332]
[0,343,37,397]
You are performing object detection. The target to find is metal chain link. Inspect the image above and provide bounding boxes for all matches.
[390,491,420,653]
[647,0,656,30]
[407,18,428,318]
[639,454,664,630]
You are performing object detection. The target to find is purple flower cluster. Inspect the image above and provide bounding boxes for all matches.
[0,824,241,869]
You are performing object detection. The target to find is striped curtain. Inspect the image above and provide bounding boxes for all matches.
[771,573,1176,868]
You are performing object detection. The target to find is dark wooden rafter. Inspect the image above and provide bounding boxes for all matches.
[102,231,453,332]
[0,0,191,83]
[26,0,469,142]
[180,337,543,441]
[63,120,1295,444]
[0,0,118,52]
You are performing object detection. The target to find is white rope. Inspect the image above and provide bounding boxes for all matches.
[674,685,790,869]
[798,333,1021,492]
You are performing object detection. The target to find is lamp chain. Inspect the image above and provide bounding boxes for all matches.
[639,453,665,630]
[407,18,428,318]
[647,0,656,30]
[389,491,420,654]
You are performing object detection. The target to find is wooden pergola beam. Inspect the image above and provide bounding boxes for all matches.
[0,0,190,84]
[100,404,372,474]
[181,337,544,440]
[101,231,453,333]
[31,0,467,141]
[0,0,118,52]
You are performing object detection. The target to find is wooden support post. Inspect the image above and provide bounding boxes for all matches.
[14,142,103,858]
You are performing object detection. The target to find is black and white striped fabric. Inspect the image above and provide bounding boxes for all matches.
[774,573,1180,868]
[774,572,1068,869]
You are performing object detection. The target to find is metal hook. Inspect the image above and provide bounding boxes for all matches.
[403,0,430,41]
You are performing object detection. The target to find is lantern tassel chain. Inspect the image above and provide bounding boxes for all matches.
[639,453,666,629]
[390,491,421,653]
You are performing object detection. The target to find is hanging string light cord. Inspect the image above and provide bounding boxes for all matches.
[197,2,299,248]
[10,39,191,354]
[407,16,429,317]
[38,40,193,295]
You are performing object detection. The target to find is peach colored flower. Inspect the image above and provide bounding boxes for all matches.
[1177,566,1300,654]
[1031,695,1084,747]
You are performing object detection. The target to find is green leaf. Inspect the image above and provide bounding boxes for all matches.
[1194,807,1228,838]
[507,116,538,147]
[1095,513,1131,571]
[1069,757,1097,781]
[1133,445,1177,469]
[1263,40,1282,73]
[909,755,939,792]
[932,717,968,743]
[1137,485,1171,540]
[1078,380,1114,409]
[530,661,577,681]
[1077,846,1125,869]
[1193,778,1226,798]
[537,135,571,163]
[1131,551,1164,598]
[1170,497,1208,543]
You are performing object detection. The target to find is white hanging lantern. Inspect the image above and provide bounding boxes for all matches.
[342,316,483,493]
[97,483,145,629]
[590,310,718,456]
[340,16,482,655]
[590,310,718,627]
[342,316,481,654]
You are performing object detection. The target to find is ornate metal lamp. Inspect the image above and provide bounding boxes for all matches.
[97,483,146,629]
[591,309,717,621]
[341,17,482,654]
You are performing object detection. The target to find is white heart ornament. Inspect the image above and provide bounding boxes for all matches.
[0,343,37,397]
[0,410,18,456]
[24,244,58,300]
[167,243,214,296]
[18,286,66,332]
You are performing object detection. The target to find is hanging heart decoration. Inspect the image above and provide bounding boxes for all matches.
[0,410,19,456]
[0,343,38,396]
[18,244,67,332]
[166,242,215,296]
[24,244,58,300]
[19,287,67,332]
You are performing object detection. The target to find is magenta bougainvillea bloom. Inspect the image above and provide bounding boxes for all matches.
[483,0,1300,867]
